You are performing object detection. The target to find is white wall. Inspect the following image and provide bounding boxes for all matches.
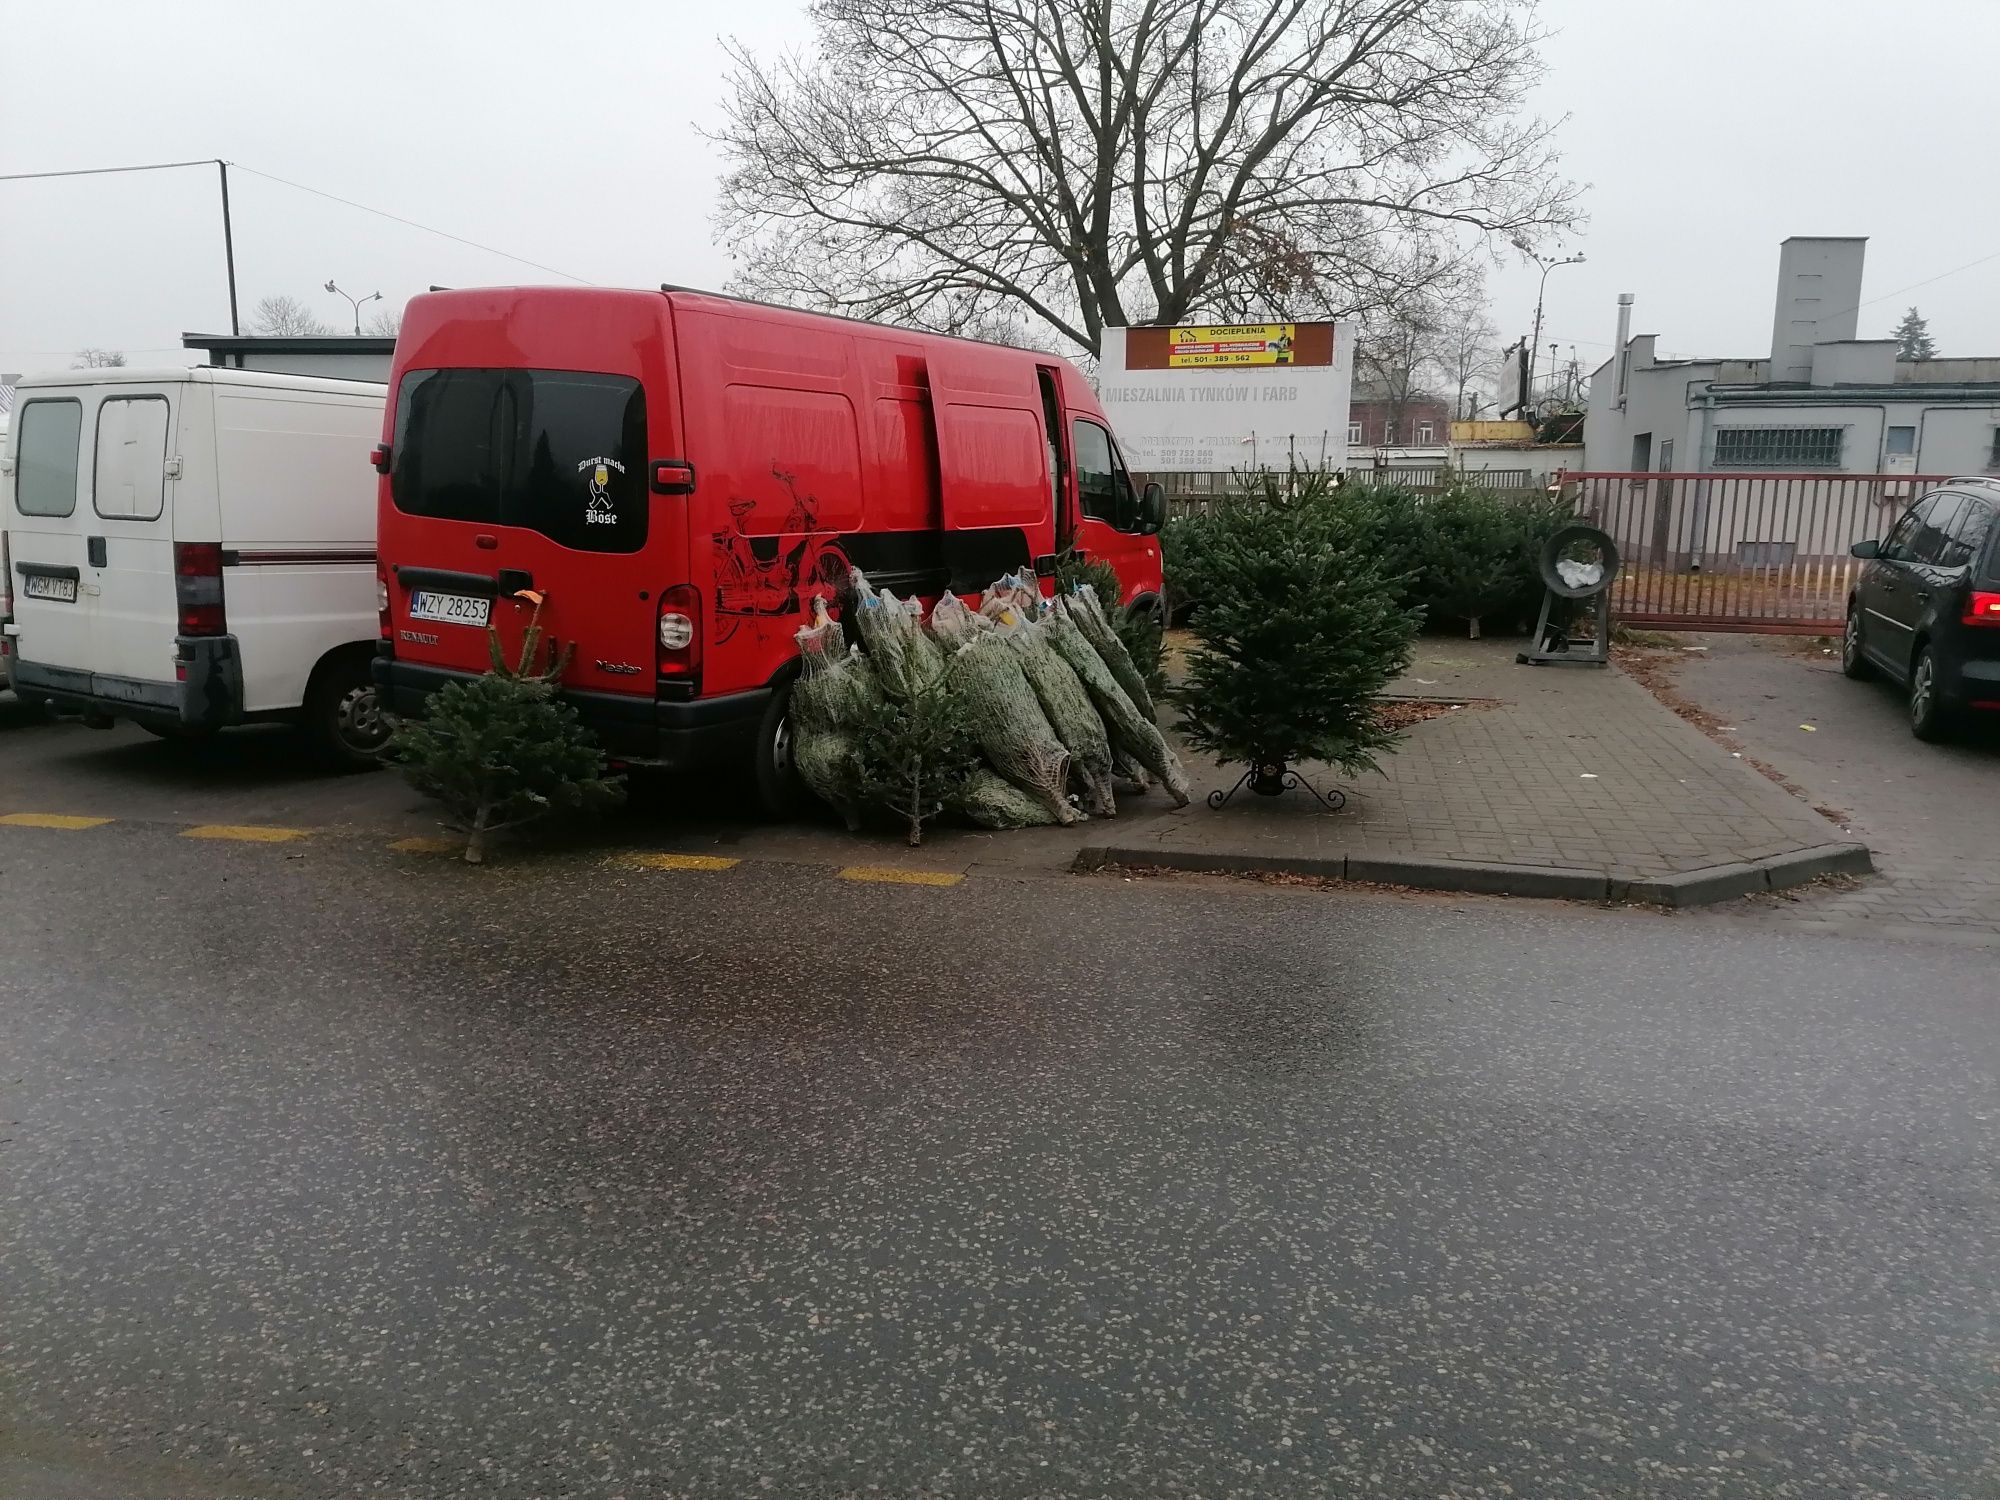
[1907,405,2000,474]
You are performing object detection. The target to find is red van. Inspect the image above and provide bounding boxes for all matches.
[372,286,1166,809]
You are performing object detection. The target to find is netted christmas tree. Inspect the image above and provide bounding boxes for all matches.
[1171,497,1419,784]
[1057,551,1164,703]
[390,601,623,863]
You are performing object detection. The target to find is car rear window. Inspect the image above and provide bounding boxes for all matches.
[13,399,83,518]
[390,368,648,553]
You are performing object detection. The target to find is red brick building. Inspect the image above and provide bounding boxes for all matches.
[1349,384,1450,448]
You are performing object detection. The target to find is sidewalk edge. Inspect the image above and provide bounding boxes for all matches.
[1073,840,1874,908]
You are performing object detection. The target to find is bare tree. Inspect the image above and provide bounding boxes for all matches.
[71,348,127,368]
[1355,290,1452,441]
[1432,295,1500,419]
[364,305,404,338]
[249,295,332,337]
[713,0,1578,357]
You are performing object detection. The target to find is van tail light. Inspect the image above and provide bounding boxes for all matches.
[174,541,227,637]
[376,568,392,639]
[371,443,393,475]
[1,530,12,617]
[656,584,702,679]
[1964,591,2000,626]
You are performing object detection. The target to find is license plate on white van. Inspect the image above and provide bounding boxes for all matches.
[22,574,78,603]
[408,590,491,627]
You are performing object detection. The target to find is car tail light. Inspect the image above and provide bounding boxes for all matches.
[376,568,391,639]
[656,584,701,678]
[174,541,227,636]
[371,443,393,475]
[1963,590,2000,626]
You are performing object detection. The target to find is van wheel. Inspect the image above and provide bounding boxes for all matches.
[306,653,389,768]
[754,675,809,819]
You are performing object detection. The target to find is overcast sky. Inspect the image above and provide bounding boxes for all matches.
[4,0,1996,381]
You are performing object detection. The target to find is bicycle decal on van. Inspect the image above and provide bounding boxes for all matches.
[711,468,847,644]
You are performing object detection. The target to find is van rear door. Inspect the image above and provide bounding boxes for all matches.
[86,389,181,693]
[383,367,667,692]
[7,393,94,679]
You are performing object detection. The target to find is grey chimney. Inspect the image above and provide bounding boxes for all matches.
[1613,293,1634,408]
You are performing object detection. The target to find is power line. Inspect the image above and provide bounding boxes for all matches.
[0,159,216,182]
[1834,244,2000,320]
[1,157,593,287]
[225,162,592,285]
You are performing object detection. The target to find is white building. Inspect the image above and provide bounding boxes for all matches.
[182,332,396,383]
[1586,237,2000,479]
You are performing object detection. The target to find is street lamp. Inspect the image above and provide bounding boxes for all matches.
[324,279,382,336]
[1514,242,1585,405]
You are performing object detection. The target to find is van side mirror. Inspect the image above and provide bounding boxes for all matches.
[1850,538,1880,559]
[1140,481,1166,535]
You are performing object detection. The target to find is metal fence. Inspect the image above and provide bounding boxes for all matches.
[1563,470,1944,633]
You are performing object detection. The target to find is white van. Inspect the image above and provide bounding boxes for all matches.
[2,367,389,762]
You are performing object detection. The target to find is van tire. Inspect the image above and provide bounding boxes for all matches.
[1908,644,1955,743]
[755,673,810,819]
[304,649,390,769]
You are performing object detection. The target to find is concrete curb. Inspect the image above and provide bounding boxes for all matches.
[1074,840,1874,909]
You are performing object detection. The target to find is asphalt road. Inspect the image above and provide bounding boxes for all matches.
[1667,634,2000,943]
[3,820,1996,1499]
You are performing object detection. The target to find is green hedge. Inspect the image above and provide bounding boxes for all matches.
[1164,476,1572,638]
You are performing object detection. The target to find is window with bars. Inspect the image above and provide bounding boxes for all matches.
[1711,426,1845,468]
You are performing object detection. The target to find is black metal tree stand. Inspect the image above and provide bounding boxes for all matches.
[1208,759,1347,811]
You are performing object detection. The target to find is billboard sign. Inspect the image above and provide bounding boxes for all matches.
[1098,320,1354,474]
[1166,322,1298,368]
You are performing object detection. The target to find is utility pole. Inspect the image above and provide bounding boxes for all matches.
[217,160,239,336]
[1515,242,1584,405]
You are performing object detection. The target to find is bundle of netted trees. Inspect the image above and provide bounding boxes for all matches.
[788,572,1190,845]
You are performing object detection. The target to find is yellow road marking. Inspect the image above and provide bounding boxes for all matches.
[0,812,114,830]
[838,865,964,887]
[611,852,741,872]
[390,836,463,855]
[181,824,309,844]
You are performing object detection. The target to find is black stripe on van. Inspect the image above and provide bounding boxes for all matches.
[841,527,1032,596]
[223,548,377,567]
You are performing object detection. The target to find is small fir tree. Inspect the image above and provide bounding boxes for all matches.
[1892,307,1936,362]
[390,601,623,862]
[1421,488,1522,638]
[1171,497,1419,780]
[848,674,982,845]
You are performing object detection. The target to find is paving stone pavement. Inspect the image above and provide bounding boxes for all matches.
[1656,634,2000,945]
[1102,636,1851,884]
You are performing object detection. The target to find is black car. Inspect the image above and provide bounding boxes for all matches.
[1844,477,2000,739]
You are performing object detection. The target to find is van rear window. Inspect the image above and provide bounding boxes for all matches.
[390,369,647,553]
[13,399,83,518]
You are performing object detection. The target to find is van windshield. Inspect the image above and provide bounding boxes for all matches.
[390,368,648,553]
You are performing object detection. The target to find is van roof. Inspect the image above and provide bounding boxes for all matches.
[10,366,386,397]
[408,283,1078,366]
